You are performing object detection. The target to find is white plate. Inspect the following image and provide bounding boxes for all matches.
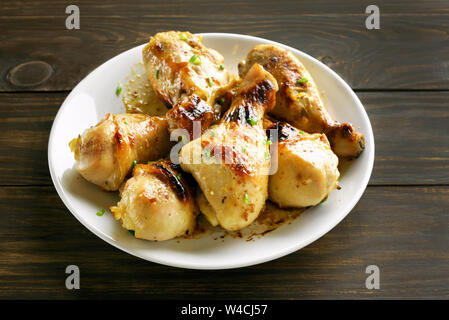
[48,33,374,270]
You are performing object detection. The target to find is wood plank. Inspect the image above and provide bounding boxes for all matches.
[0,185,447,299]
[0,93,61,185]
[3,0,449,16]
[1,91,448,186]
[1,14,449,91]
[362,91,449,185]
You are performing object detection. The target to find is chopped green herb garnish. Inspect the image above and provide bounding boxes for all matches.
[264,136,272,145]
[208,77,213,87]
[132,160,137,168]
[124,120,128,125]
[189,54,201,65]
[217,98,225,105]
[298,130,305,135]
[204,149,211,158]
[211,130,216,137]
[244,193,249,205]
[96,209,105,216]
[181,135,188,144]
[115,83,122,96]
[179,33,188,41]
[296,77,308,84]
[219,64,225,70]
[156,69,159,79]
[247,116,259,126]
[128,230,135,236]
[177,173,182,180]
[242,146,247,153]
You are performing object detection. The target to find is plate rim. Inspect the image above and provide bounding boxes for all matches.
[48,32,375,270]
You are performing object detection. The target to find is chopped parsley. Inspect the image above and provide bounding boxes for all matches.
[156,69,159,79]
[298,130,305,135]
[217,98,225,105]
[242,146,247,153]
[179,33,188,41]
[208,77,213,87]
[115,83,122,96]
[204,149,211,158]
[296,77,308,84]
[219,64,225,70]
[244,193,249,205]
[189,54,201,65]
[211,130,216,137]
[264,136,272,145]
[96,209,105,216]
[177,173,182,180]
[247,116,259,126]
[132,160,137,168]
[124,120,128,125]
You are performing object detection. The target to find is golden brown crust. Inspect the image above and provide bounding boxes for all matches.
[70,113,173,191]
[110,159,197,241]
[179,64,276,231]
[239,44,365,158]
[220,64,278,176]
[166,94,215,138]
[143,31,233,107]
[134,160,193,203]
[224,64,278,126]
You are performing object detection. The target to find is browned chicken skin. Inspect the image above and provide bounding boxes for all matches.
[110,160,196,241]
[239,44,365,158]
[264,118,340,207]
[180,64,279,230]
[69,113,173,191]
[143,31,235,107]
[165,94,216,138]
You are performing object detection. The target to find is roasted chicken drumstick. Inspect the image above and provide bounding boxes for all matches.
[110,160,196,241]
[143,31,235,107]
[69,113,173,191]
[179,64,279,231]
[265,119,340,207]
[239,44,365,158]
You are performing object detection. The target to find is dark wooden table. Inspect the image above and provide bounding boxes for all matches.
[1,0,448,299]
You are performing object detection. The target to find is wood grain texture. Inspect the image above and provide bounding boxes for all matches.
[0,185,447,299]
[1,14,449,91]
[3,0,449,16]
[1,91,448,186]
[0,93,58,185]
[364,92,449,185]
[2,0,448,300]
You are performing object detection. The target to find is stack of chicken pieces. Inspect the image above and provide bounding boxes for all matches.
[69,31,365,241]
